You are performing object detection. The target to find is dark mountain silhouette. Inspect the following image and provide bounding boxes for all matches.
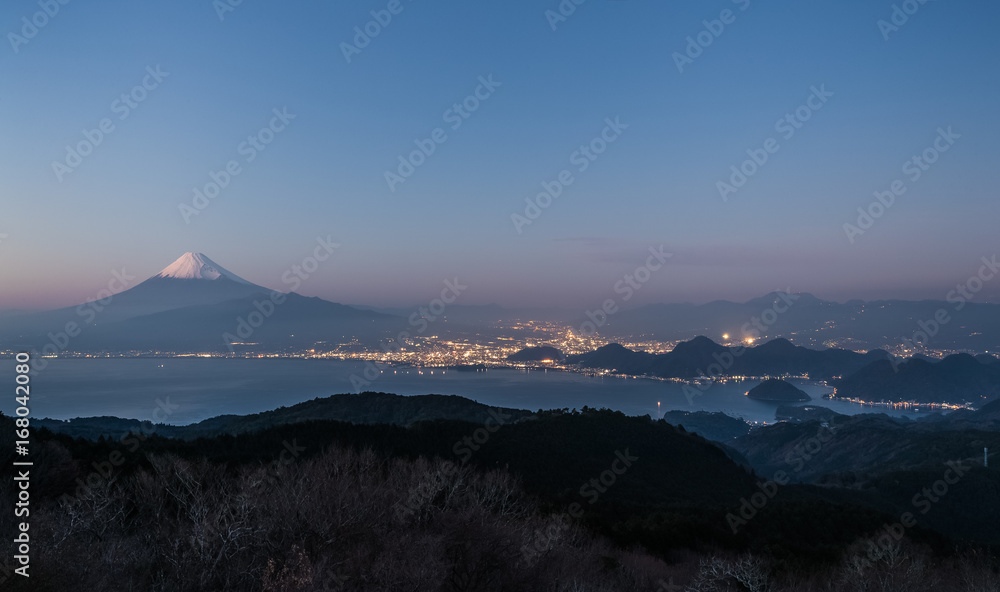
[567,337,997,404]
[33,392,534,440]
[936,397,1000,428]
[587,292,1000,352]
[730,413,1000,542]
[975,353,1000,365]
[737,338,890,378]
[648,335,731,376]
[774,405,845,423]
[658,410,752,441]
[21,395,1000,557]
[567,336,889,380]
[747,378,811,402]
[834,353,1000,404]
[566,342,656,374]
[507,345,565,362]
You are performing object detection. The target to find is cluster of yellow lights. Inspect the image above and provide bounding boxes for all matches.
[723,332,755,345]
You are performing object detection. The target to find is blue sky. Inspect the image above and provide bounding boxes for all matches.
[1,0,998,309]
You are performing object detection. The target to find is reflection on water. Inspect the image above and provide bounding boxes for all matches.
[3,357,923,425]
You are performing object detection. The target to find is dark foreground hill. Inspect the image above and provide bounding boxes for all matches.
[33,392,535,440]
[7,397,1000,590]
[731,411,1000,543]
[35,390,755,444]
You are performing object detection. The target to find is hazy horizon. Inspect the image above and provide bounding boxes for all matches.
[4,247,999,313]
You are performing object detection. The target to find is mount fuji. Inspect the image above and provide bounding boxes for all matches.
[152,252,257,284]
[108,252,277,316]
[99,252,274,319]
[1,252,395,352]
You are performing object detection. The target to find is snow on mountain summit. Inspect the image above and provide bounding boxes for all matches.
[153,252,253,284]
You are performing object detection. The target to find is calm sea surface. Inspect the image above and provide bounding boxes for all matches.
[3,357,921,425]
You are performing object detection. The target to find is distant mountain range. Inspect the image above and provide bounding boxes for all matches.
[567,336,1000,404]
[566,336,889,380]
[581,291,1000,352]
[362,291,1000,353]
[4,253,999,357]
[832,354,1000,405]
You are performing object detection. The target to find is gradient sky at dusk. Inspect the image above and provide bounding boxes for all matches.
[2,0,998,310]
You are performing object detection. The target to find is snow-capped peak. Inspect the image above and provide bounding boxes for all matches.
[153,252,253,284]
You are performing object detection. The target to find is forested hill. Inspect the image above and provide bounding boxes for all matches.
[7,402,999,590]
[32,391,535,440]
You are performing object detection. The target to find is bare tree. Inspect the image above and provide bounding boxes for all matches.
[686,554,770,592]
